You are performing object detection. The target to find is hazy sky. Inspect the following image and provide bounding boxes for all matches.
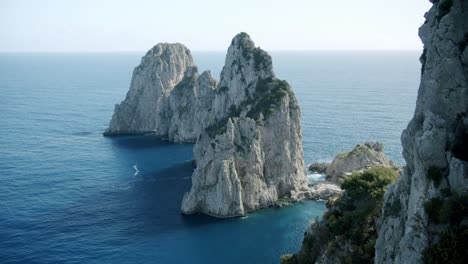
[0,0,432,52]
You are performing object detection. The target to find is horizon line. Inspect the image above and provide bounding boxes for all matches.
[0,49,423,53]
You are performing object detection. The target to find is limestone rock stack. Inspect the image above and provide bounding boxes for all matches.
[181,33,309,217]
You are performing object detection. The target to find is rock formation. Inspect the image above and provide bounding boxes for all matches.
[376,0,468,263]
[308,162,328,173]
[308,142,395,184]
[104,43,199,141]
[180,33,309,217]
[105,33,312,217]
[325,142,394,183]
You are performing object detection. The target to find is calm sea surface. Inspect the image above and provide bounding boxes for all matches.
[0,51,420,263]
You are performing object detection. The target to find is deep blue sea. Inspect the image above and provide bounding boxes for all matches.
[0,51,420,263]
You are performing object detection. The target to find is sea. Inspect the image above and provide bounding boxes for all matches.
[0,50,421,264]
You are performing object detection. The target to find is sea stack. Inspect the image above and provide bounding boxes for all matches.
[104,43,199,141]
[104,33,309,218]
[376,1,468,263]
[181,33,308,217]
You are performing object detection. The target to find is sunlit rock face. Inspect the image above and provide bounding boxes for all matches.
[104,43,197,140]
[375,1,468,263]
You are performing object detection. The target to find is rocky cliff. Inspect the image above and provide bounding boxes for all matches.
[181,33,309,217]
[325,142,394,183]
[105,33,311,217]
[376,0,468,263]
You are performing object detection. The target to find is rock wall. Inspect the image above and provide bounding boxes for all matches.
[105,33,309,217]
[375,0,468,263]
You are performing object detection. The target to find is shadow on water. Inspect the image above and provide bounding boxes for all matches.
[19,136,209,245]
[69,159,223,238]
[144,160,195,181]
[30,160,212,241]
[72,131,93,136]
[127,161,226,234]
[106,134,183,150]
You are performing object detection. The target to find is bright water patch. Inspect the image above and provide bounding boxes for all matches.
[308,172,327,184]
[0,51,420,263]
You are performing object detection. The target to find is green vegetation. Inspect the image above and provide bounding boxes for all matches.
[236,32,255,57]
[437,0,453,20]
[424,197,444,224]
[427,166,444,187]
[206,79,294,138]
[204,104,246,138]
[282,167,399,264]
[218,86,229,93]
[228,105,241,117]
[280,254,294,263]
[423,226,468,264]
[252,47,271,71]
[336,144,374,159]
[336,152,349,159]
[423,192,468,263]
[284,219,330,264]
[246,77,297,120]
[425,192,468,225]
[205,118,229,138]
[275,197,291,207]
[235,32,271,71]
[204,33,299,137]
[340,166,399,199]
[172,70,197,93]
[384,199,402,217]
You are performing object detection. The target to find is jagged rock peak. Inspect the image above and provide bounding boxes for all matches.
[145,42,191,57]
[230,32,273,71]
[219,33,274,89]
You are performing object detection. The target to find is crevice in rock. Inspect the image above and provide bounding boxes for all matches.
[452,112,468,161]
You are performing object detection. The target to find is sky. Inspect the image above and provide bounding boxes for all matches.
[0,0,433,52]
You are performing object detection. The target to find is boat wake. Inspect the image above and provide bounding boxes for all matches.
[133,164,139,177]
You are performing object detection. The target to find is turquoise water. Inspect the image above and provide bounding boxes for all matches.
[0,51,420,263]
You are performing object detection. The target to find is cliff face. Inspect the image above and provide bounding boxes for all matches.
[376,0,468,263]
[105,33,309,217]
[181,33,309,217]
